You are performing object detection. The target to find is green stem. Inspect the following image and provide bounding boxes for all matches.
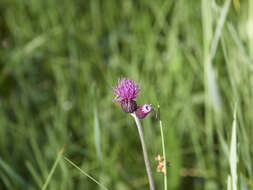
[131,113,155,190]
[159,119,167,190]
[41,147,64,190]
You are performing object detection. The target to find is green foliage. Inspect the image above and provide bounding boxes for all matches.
[0,0,252,189]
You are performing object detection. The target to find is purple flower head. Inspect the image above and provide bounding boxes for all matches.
[136,104,152,119]
[113,78,140,113]
[113,78,140,102]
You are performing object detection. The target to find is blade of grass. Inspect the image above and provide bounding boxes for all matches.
[0,157,27,188]
[41,146,65,190]
[0,173,12,189]
[93,99,103,163]
[240,174,249,190]
[25,161,43,188]
[227,23,253,70]
[92,82,103,166]
[226,23,253,178]
[227,175,231,190]
[248,0,253,58]
[64,156,109,190]
[158,105,167,190]
[29,130,48,179]
[210,0,231,60]
[201,0,215,163]
[229,105,237,190]
[207,0,231,112]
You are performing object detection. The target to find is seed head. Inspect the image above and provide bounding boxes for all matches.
[155,154,166,175]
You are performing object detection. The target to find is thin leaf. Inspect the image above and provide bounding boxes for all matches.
[64,157,109,190]
[41,146,65,190]
[229,106,237,190]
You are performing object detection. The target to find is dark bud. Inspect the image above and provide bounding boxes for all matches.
[121,99,137,113]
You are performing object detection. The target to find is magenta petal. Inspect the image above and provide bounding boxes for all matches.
[112,78,140,101]
[136,104,152,119]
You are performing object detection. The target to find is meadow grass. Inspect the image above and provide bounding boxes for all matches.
[0,0,253,189]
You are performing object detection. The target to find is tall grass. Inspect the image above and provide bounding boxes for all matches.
[227,106,237,190]
[0,0,253,189]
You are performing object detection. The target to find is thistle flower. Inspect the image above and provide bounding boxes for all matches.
[113,78,155,189]
[113,78,140,113]
[135,104,152,119]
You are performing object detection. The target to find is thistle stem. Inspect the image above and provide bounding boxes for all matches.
[131,113,155,190]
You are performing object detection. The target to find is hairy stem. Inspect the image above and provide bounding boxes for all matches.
[131,113,155,190]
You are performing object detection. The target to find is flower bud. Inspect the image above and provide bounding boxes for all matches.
[121,99,137,113]
[135,104,152,119]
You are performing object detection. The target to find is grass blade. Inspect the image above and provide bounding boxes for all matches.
[64,157,109,190]
[41,146,65,190]
[227,175,231,190]
[0,157,27,188]
[229,106,237,190]
[158,105,167,190]
[94,106,103,163]
[25,161,43,188]
[210,0,231,60]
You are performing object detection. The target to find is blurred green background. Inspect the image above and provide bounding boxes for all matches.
[0,0,253,189]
